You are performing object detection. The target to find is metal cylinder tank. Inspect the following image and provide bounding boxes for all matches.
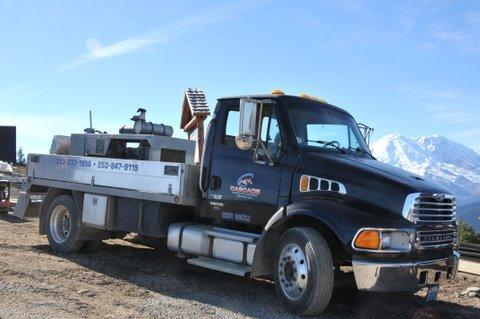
[133,121,173,136]
[167,222,256,266]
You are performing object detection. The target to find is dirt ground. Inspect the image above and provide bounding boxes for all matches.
[0,215,479,319]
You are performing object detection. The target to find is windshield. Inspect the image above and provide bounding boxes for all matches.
[286,100,371,155]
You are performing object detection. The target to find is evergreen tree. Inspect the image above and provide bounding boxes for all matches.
[458,219,480,244]
[17,147,26,165]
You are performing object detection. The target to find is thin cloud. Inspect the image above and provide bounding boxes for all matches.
[426,13,480,53]
[57,0,271,73]
[397,85,480,126]
[430,111,480,125]
[0,84,43,108]
[458,128,480,138]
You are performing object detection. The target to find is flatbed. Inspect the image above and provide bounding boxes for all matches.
[25,154,199,207]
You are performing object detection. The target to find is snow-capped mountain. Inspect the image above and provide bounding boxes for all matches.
[371,134,480,204]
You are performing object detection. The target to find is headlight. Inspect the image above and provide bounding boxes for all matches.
[353,228,412,252]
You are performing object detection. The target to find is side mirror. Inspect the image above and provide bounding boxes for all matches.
[357,123,374,146]
[236,99,259,150]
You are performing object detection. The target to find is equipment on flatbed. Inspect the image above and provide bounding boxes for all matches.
[15,88,459,316]
[131,108,174,136]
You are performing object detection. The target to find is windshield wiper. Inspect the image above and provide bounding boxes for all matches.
[349,146,375,159]
[308,140,346,154]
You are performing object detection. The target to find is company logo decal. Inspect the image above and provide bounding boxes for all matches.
[237,173,254,187]
[230,173,261,199]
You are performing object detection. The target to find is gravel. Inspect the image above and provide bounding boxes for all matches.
[1,214,479,319]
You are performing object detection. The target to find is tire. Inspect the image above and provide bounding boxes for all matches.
[46,195,84,253]
[274,227,334,316]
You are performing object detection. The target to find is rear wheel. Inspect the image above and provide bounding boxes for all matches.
[274,227,334,316]
[46,195,84,253]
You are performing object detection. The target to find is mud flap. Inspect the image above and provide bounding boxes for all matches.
[13,193,41,218]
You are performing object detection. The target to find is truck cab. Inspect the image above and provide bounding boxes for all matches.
[16,89,459,316]
[200,91,458,312]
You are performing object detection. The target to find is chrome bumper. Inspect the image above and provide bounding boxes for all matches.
[352,252,459,292]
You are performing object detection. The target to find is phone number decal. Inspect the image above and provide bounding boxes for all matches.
[55,158,139,172]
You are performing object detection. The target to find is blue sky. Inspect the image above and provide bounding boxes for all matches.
[1,0,480,155]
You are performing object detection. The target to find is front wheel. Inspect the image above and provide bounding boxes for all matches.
[274,227,334,316]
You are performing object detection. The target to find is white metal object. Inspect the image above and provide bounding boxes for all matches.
[49,205,72,244]
[278,243,309,301]
[27,154,200,206]
[212,238,244,263]
[82,194,108,227]
[246,244,256,266]
[239,99,258,140]
[187,257,251,276]
[167,223,212,256]
[205,227,260,243]
[167,222,259,268]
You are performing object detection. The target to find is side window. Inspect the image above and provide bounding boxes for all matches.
[222,104,283,157]
[259,107,282,157]
[223,109,239,145]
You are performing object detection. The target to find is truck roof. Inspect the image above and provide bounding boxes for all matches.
[217,94,352,117]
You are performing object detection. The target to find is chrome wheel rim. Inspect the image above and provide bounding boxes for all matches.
[49,205,72,244]
[278,243,309,301]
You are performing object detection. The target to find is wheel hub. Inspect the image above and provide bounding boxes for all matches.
[49,205,72,244]
[278,243,309,301]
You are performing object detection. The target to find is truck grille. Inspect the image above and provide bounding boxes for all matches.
[412,194,456,223]
[416,228,457,249]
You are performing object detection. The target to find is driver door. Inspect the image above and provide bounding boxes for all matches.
[205,100,285,227]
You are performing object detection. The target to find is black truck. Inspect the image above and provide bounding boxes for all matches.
[16,89,459,316]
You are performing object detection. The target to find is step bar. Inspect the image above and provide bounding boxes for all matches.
[187,257,252,276]
[204,227,260,243]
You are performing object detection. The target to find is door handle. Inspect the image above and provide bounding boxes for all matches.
[210,175,222,190]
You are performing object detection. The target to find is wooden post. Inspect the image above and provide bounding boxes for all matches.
[180,89,210,165]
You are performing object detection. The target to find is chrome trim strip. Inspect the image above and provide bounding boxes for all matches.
[264,207,285,231]
[417,228,456,233]
[417,213,455,216]
[353,251,460,267]
[415,202,454,207]
[421,193,455,200]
